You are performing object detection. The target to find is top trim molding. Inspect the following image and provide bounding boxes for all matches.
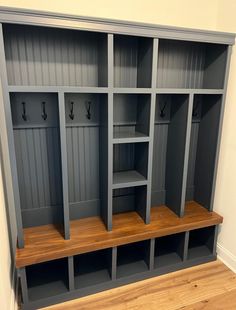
[0,7,235,45]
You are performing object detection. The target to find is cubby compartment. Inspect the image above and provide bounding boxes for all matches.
[10,93,63,227]
[113,94,151,141]
[64,93,108,220]
[25,258,69,301]
[113,142,149,188]
[3,24,108,87]
[114,35,153,88]
[186,95,222,210]
[113,185,147,223]
[117,240,150,278]
[187,226,216,260]
[154,233,185,269]
[151,94,189,216]
[74,249,112,289]
[157,39,227,89]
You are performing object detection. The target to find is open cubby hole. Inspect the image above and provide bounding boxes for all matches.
[3,24,108,87]
[157,39,227,89]
[64,93,108,222]
[25,258,69,301]
[154,233,185,269]
[186,95,222,210]
[117,240,151,278]
[113,185,147,223]
[113,94,151,140]
[151,94,189,216]
[10,92,64,228]
[113,142,149,187]
[188,226,216,260]
[114,34,153,88]
[74,249,112,289]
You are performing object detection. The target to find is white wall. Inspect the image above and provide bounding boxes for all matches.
[0,1,236,309]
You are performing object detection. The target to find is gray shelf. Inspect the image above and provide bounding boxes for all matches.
[113,131,150,144]
[113,170,147,189]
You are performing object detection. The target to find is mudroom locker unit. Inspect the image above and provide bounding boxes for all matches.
[0,7,234,310]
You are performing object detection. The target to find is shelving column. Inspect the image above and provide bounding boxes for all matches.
[107,33,114,230]
[146,38,159,223]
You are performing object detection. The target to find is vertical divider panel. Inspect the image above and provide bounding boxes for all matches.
[0,23,24,248]
[106,34,114,230]
[58,92,70,239]
[146,38,159,223]
[179,93,194,216]
[149,238,155,270]
[210,46,233,211]
[19,267,29,304]
[183,231,190,261]
[111,246,117,280]
[212,225,219,256]
[68,256,75,291]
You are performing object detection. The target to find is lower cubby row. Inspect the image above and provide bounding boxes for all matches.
[21,226,217,303]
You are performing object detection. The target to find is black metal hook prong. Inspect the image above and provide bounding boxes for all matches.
[160,101,167,118]
[69,101,74,120]
[22,102,27,121]
[41,101,47,121]
[85,101,91,120]
[192,101,199,117]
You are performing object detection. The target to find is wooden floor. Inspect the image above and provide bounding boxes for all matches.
[43,261,236,310]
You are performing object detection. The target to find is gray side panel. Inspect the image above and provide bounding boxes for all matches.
[3,24,107,87]
[186,122,199,200]
[151,124,168,206]
[194,95,222,209]
[165,95,189,215]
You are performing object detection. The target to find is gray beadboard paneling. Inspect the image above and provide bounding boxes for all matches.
[157,40,227,89]
[64,93,108,219]
[3,24,108,86]
[151,124,168,206]
[114,35,152,88]
[13,127,63,221]
[10,92,63,227]
[66,126,100,204]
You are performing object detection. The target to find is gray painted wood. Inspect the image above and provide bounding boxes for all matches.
[0,7,234,45]
[19,268,29,304]
[68,257,75,291]
[0,24,24,247]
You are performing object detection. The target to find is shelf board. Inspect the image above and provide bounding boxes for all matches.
[113,88,152,94]
[154,252,182,269]
[15,201,223,268]
[8,85,109,93]
[155,88,224,94]
[113,131,150,144]
[113,170,147,189]
[187,245,212,260]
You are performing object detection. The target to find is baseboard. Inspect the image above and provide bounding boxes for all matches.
[217,243,236,273]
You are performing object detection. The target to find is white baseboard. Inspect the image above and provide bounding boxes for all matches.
[217,243,236,273]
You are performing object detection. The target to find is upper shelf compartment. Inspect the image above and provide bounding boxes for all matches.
[114,35,153,88]
[3,24,108,87]
[157,39,228,89]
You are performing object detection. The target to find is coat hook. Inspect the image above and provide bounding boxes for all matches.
[22,102,27,121]
[41,101,47,121]
[85,101,91,120]
[192,101,199,117]
[69,101,74,120]
[160,101,167,118]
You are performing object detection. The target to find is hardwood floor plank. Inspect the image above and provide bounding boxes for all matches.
[43,261,236,310]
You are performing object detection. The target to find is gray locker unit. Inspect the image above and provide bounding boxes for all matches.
[0,7,234,310]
